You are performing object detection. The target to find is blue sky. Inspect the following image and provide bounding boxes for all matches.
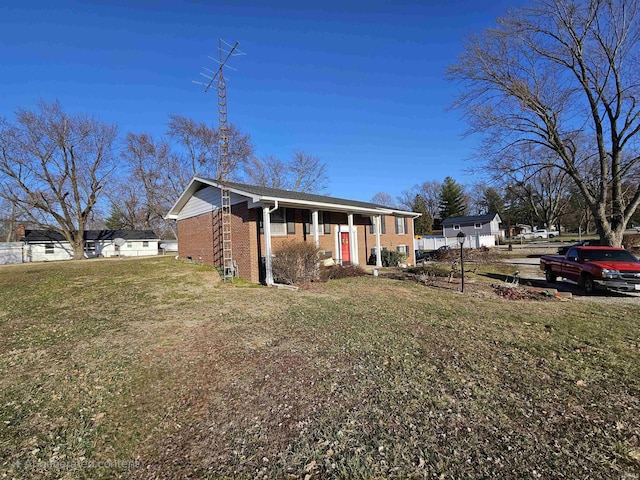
[0,0,521,202]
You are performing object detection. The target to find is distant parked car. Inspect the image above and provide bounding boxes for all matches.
[415,246,451,264]
[557,239,602,255]
[515,229,558,240]
[531,229,558,239]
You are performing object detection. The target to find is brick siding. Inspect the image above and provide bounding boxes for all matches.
[178,204,415,284]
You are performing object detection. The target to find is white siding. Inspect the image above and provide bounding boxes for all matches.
[99,240,159,257]
[0,243,23,264]
[26,242,74,262]
[415,234,496,251]
[176,186,247,220]
[23,239,160,262]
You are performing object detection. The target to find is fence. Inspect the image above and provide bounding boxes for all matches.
[0,242,24,265]
[414,234,497,252]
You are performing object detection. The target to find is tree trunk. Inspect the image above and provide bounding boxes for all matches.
[72,241,86,260]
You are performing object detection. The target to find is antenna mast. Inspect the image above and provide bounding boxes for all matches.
[197,39,244,282]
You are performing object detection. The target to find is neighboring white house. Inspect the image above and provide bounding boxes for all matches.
[20,229,161,262]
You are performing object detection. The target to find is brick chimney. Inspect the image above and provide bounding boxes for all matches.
[16,224,26,241]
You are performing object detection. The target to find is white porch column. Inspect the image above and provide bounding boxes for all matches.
[348,213,357,265]
[311,210,320,248]
[374,215,382,267]
[263,206,274,285]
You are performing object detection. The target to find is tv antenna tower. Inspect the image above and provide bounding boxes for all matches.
[195,39,245,282]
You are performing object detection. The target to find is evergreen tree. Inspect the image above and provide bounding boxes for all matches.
[481,187,505,216]
[439,176,467,220]
[412,194,433,235]
[104,204,129,230]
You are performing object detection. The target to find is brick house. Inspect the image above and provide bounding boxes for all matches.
[166,177,420,284]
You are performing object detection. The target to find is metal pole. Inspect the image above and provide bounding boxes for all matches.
[460,242,465,293]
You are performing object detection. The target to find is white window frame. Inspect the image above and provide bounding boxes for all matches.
[474,222,482,229]
[396,245,408,254]
[270,208,287,236]
[395,216,406,235]
[142,241,149,247]
[453,224,461,231]
[45,244,54,254]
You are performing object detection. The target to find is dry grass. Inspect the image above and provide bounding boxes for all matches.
[0,257,639,479]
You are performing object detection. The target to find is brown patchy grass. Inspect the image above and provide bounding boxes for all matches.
[0,257,639,479]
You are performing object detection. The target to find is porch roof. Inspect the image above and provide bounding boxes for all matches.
[166,177,420,219]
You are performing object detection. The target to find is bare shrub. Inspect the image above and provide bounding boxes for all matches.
[272,241,319,284]
[319,264,367,281]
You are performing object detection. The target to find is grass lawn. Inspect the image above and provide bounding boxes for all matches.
[1,257,639,479]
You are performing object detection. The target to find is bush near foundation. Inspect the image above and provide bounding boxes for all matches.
[272,241,320,284]
[368,250,408,267]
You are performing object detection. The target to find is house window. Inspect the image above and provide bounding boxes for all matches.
[85,241,96,253]
[143,241,149,247]
[270,208,287,236]
[396,245,408,254]
[369,215,387,234]
[304,211,330,235]
[127,242,133,248]
[45,245,54,254]
[395,217,407,235]
[474,223,482,229]
[453,224,461,230]
[261,208,296,236]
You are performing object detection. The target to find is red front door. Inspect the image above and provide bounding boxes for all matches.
[340,232,350,263]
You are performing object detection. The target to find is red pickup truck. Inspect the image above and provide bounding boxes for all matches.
[540,246,640,294]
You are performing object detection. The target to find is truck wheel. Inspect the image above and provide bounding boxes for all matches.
[582,274,595,295]
[545,268,557,283]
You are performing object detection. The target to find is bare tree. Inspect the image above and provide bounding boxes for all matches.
[370,192,397,207]
[0,101,117,259]
[0,198,17,241]
[488,145,574,229]
[449,0,640,246]
[397,180,442,219]
[244,150,329,193]
[109,132,179,237]
[167,115,253,181]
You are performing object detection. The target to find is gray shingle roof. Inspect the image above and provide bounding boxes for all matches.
[22,230,159,242]
[441,214,499,226]
[209,179,410,212]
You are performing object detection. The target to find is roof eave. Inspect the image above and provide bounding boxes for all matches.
[168,176,419,218]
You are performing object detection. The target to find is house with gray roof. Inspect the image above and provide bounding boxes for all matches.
[441,213,504,241]
[19,227,160,262]
[166,177,420,284]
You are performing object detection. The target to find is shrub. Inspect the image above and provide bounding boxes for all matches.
[368,250,408,267]
[407,264,452,278]
[622,233,640,250]
[319,264,367,281]
[271,241,320,284]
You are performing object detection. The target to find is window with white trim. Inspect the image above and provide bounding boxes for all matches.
[453,224,461,230]
[369,216,387,234]
[270,208,287,236]
[474,223,482,229]
[45,245,54,254]
[395,217,407,235]
[304,211,330,235]
[143,241,149,247]
[396,245,408,254]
